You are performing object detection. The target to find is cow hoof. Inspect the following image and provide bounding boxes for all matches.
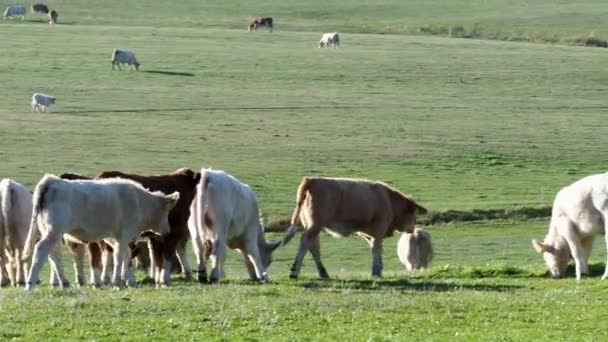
[210,277,220,284]
[289,273,299,280]
[61,281,71,289]
[25,283,34,291]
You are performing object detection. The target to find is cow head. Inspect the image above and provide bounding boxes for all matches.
[532,238,569,278]
[259,239,282,268]
[248,23,255,31]
[50,97,56,104]
[149,191,180,236]
[134,61,141,70]
[319,41,326,48]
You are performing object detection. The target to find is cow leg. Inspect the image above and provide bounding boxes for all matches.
[602,215,608,280]
[68,242,86,286]
[101,246,112,285]
[190,233,208,283]
[6,256,17,287]
[309,234,329,279]
[176,245,192,280]
[242,252,258,281]
[290,226,321,279]
[87,243,102,287]
[146,239,157,281]
[15,249,26,286]
[160,235,180,287]
[559,222,585,280]
[210,233,227,284]
[112,242,128,290]
[122,248,137,288]
[0,262,8,287]
[371,237,384,278]
[26,234,58,290]
[580,236,593,275]
[48,242,70,288]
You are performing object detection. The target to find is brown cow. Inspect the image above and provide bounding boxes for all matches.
[248,17,273,32]
[284,177,427,278]
[96,168,200,286]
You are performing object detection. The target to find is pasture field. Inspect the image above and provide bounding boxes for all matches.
[1,0,607,340]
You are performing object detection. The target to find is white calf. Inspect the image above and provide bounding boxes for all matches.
[319,32,340,48]
[397,227,433,271]
[31,93,56,113]
[533,172,608,280]
[0,179,32,286]
[24,175,179,290]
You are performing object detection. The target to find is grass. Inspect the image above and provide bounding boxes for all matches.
[0,0,607,340]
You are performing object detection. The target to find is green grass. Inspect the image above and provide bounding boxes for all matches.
[1,0,607,340]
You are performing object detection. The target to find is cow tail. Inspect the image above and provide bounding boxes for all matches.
[195,170,210,247]
[281,177,310,246]
[415,203,428,215]
[0,180,11,263]
[22,176,52,260]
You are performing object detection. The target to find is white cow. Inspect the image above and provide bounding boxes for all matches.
[532,172,608,280]
[188,169,289,283]
[111,49,141,71]
[397,227,433,272]
[319,32,340,48]
[0,179,33,286]
[31,93,56,113]
[3,6,26,20]
[23,174,179,290]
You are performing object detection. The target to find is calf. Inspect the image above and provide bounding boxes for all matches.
[189,169,289,283]
[0,179,33,286]
[31,93,56,113]
[533,172,608,280]
[111,49,141,71]
[96,168,200,286]
[48,10,58,24]
[248,17,273,32]
[319,32,340,48]
[23,174,179,290]
[284,177,427,279]
[3,6,26,20]
[397,227,433,271]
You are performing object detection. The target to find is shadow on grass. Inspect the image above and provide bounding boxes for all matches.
[295,278,523,292]
[58,105,377,114]
[142,70,195,77]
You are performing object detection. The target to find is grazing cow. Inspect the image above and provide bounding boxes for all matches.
[532,172,608,280]
[284,177,427,279]
[96,168,200,286]
[23,174,179,290]
[397,227,433,272]
[189,169,289,283]
[31,93,56,113]
[111,49,141,71]
[3,6,26,20]
[0,179,33,286]
[48,10,58,24]
[31,4,49,15]
[248,17,273,32]
[319,32,340,48]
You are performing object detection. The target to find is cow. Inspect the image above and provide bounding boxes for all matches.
[189,169,290,283]
[397,227,433,272]
[31,2,49,14]
[48,9,58,24]
[96,168,200,287]
[532,172,608,280]
[248,17,273,32]
[111,49,140,71]
[283,177,427,279]
[31,93,56,113]
[319,32,340,48]
[0,179,33,287]
[3,6,26,20]
[23,174,179,290]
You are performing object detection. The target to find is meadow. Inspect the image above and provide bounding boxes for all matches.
[1,0,607,340]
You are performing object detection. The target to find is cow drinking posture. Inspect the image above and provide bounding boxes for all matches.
[319,32,340,48]
[533,172,608,280]
[284,177,427,279]
[23,175,179,290]
[189,169,291,283]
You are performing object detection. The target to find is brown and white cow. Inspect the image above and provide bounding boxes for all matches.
[284,177,427,278]
[248,17,273,32]
[96,168,200,286]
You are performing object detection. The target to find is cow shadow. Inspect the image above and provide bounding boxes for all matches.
[142,70,195,77]
[294,278,523,293]
[58,105,378,115]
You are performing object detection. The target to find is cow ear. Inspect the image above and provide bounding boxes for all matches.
[194,172,201,183]
[269,240,282,252]
[165,192,180,208]
[532,239,551,253]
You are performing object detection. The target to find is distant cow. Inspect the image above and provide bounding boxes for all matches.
[248,17,273,32]
[397,227,433,271]
[284,177,427,279]
[31,93,56,113]
[533,172,608,280]
[23,174,179,290]
[31,2,49,14]
[96,168,200,286]
[48,9,58,24]
[0,179,33,287]
[189,169,289,283]
[319,32,340,48]
[3,6,26,20]
[111,49,141,71]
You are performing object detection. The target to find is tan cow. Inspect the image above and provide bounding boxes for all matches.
[284,177,427,278]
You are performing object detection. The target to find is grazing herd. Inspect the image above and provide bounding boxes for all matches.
[3,1,57,24]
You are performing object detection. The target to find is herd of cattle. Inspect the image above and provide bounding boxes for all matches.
[3,1,57,24]
[0,169,433,290]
